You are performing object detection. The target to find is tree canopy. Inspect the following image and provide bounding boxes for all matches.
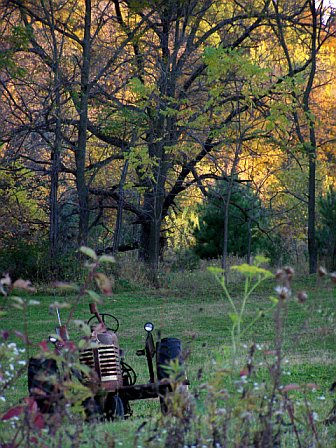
[0,0,335,279]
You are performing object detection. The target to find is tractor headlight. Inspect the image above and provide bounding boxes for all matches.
[49,335,58,344]
[144,322,154,333]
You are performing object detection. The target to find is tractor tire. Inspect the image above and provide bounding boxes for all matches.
[104,395,125,421]
[156,338,183,414]
[156,337,182,380]
[83,397,104,422]
[27,357,59,413]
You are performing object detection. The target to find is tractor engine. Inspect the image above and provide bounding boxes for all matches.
[79,328,123,392]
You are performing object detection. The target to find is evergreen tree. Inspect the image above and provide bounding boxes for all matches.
[193,182,263,259]
[316,187,336,270]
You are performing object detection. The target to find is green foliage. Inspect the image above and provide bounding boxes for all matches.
[192,181,265,259]
[125,145,158,183]
[0,167,47,278]
[165,247,200,272]
[209,256,275,363]
[0,241,49,281]
[0,23,31,75]
[316,187,336,269]
[129,77,154,99]
[98,106,147,139]
[204,46,270,100]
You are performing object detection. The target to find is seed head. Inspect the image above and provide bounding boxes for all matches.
[284,266,294,279]
[330,272,336,284]
[275,269,285,280]
[318,266,328,277]
[297,291,308,304]
[275,285,291,300]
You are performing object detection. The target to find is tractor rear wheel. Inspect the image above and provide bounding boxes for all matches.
[156,337,182,380]
[156,338,183,413]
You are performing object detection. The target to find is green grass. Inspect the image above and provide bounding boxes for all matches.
[1,270,336,446]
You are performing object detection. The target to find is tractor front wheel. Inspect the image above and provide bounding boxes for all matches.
[105,395,125,421]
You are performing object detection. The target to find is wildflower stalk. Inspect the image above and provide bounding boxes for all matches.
[261,266,293,446]
[237,273,272,344]
[209,256,274,368]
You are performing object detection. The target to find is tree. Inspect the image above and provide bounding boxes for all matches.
[88,0,310,275]
[193,181,264,260]
[264,0,335,273]
[316,187,336,269]
[1,0,129,253]
[1,0,334,280]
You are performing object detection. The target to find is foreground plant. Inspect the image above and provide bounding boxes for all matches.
[0,247,118,447]
[1,246,190,447]
[1,257,335,447]
[209,255,275,365]
[140,263,335,447]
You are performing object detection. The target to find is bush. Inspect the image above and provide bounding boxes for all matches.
[164,247,200,272]
[0,242,86,283]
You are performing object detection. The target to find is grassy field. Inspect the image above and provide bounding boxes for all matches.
[1,266,336,446]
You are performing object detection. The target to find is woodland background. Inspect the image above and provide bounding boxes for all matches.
[0,0,335,281]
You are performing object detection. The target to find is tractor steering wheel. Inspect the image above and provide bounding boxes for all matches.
[87,313,119,333]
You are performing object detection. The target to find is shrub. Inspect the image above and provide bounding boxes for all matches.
[163,247,200,272]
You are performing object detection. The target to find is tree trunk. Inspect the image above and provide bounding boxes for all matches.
[139,190,163,284]
[222,85,243,274]
[306,0,318,274]
[307,138,317,274]
[247,216,252,265]
[76,0,91,248]
[139,217,161,268]
[112,160,129,254]
[272,0,319,274]
[222,190,231,273]
[138,139,167,282]
[49,146,60,263]
[48,0,62,269]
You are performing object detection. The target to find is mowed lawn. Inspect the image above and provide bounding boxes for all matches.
[1,269,336,444]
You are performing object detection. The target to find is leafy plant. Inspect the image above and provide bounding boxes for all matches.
[0,247,117,447]
[140,264,335,447]
[209,255,275,365]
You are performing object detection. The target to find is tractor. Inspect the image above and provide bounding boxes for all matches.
[28,303,187,420]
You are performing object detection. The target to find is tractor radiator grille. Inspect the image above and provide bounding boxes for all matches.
[79,350,94,368]
[98,346,121,382]
[79,345,122,382]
